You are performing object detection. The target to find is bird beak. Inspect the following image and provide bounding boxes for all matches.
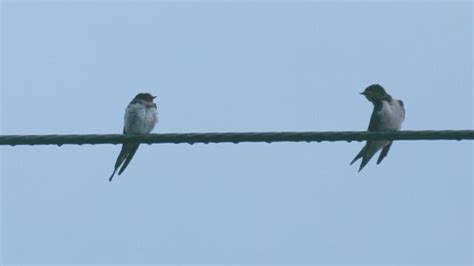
[360,92,366,95]
[152,96,157,99]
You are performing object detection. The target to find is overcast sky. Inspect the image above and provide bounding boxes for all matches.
[1,1,472,265]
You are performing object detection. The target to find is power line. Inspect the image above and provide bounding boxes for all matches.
[0,130,472,146]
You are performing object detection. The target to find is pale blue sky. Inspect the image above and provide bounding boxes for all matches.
[1,1,472,265]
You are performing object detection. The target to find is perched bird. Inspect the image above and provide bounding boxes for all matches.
[109,93,158,181]
[350,84,405,172]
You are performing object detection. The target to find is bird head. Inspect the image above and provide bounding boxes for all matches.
[360,84,391,102]
[134,93,157,103]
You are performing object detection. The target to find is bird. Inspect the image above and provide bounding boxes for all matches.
[350,84,405,172]
[109,93,158,181]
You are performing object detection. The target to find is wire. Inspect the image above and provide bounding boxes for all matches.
[0,130,472,146]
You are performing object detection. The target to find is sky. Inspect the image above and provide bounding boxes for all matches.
[1,0,472,265]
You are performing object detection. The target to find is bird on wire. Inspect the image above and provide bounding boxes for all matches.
[350,84,405,172]
[109,93,158,181]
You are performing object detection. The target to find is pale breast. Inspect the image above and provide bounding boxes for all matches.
[379,99,405,130]
[124,103,158,134]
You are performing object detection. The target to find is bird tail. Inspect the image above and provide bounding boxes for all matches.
[358,153,373,172]
[109,144,137,182]
[350,146,365,165]
[356,142,383,172]
[109,168,118,182]
[117,145,140,175]
[376,142,393,165]
[351,143,383,172]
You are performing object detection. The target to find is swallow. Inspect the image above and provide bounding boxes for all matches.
[109,93,158,181]
[350,84,405,172]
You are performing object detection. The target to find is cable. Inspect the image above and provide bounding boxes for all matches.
[0,130,472,146]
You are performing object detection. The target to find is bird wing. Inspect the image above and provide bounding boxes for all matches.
[350,102,385,171]
[367,102,384,131]
[398,100,406,122]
